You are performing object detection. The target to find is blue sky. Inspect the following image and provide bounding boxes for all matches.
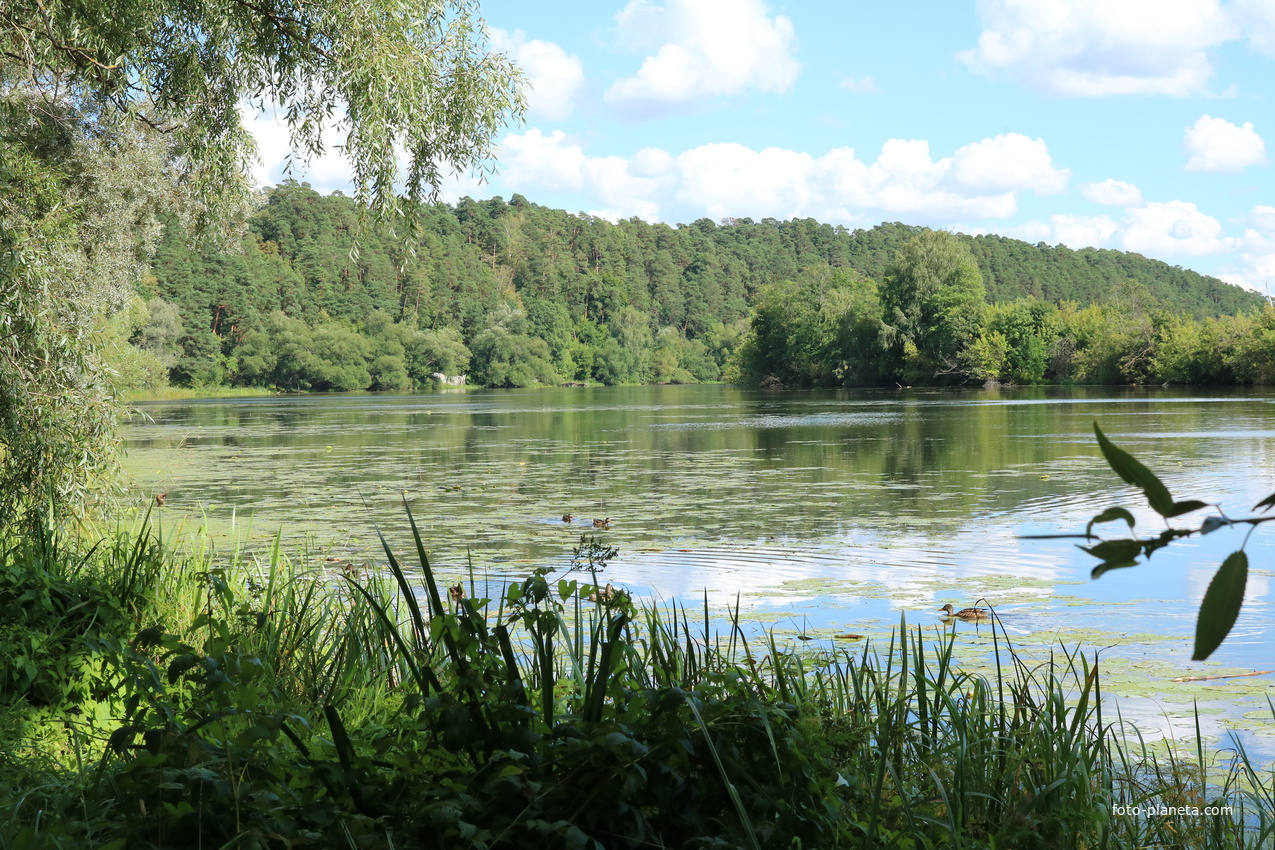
[249,0,1275,291]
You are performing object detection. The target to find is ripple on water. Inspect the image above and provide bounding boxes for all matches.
[125,385,1275,763]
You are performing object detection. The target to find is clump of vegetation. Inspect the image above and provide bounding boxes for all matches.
[2,512,1273,848]
[139,185,1272,395]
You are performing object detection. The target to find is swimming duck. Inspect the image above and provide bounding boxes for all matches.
[562,513,574,523]
[588,583,616,603]
[593,517,611,529]
[938,603,990,620]
[155,492,167,506]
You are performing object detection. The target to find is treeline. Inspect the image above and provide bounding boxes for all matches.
[737,231,1275,388]
[121,182,1266,391]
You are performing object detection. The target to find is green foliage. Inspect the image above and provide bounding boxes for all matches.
[469,303,560,388]
[1,0,524,523]
[880,230,986,381]
[1,0,523,219]
[0,118,150,525]
[3,516,1274,847]
[1065,423,1275,659]
[735,266,882,387]
[131,186,1275,396]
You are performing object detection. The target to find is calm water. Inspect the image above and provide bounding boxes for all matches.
[124,384,1275,749]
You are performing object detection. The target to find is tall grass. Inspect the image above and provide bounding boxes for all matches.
[1,511,1273,848]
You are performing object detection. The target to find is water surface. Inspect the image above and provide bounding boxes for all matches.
[124,384,1275,750]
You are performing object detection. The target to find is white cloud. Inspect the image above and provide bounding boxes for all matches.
[675,144,818,219]
[497,129,588,194]
[960,0,1236,96]
[1220,205,1275,289]
[1233,0,1275,55]
[1183,114,1267,173]
[948,134,1070,194]
[1123,200,1238,257]
[242,106,354,192]
[838,75,880,94]
[1079,179,1143,206]
[1015,201,1244,262]
[491,30,586,121]
[605,0,799,113]
[1050,213,1120,248]
[492,129,1070,227]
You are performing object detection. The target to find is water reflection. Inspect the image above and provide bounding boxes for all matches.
[125,384,1275,750]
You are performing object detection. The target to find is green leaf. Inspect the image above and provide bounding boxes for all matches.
[1093,423,1173,517]
[1091,561,1139,579]
[1200,516,1229,535]
[1086,507,1136,538]
[1081,539,1143,579]
[167,653,201,683]
[1080,539,1143,563]
[1193,551,1248,661]
[1164,499,1208,519]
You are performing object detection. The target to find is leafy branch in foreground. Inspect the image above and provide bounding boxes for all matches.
[1033,422,1275,660]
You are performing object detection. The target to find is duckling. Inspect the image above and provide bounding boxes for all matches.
[938,603,990,620]
[593,517,611,529]
[448,584,465,604]
[155,492,167,507]
[562,513,574,523]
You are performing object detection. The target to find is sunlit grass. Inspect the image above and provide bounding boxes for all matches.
[1,514,1272,848]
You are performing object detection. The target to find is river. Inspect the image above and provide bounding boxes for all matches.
[123,384,1275,755]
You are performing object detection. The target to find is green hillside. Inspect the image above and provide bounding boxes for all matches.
[133,183,1268,391]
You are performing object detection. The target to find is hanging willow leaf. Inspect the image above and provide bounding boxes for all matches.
[1193,551,1248,661]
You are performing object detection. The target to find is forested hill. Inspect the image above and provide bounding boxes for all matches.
[139,182,1263,390]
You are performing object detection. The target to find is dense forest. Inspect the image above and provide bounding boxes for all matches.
[122,182,1270,392]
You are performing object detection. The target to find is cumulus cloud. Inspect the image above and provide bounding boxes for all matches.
[498,129,589,194]
[1233,0,1275,55]
[243,106,353,192]
[1217,205,1275,289]
[492,129,1070,226]
[605,0,799,114]
[948,134,1070,194]
[1123,201,1238,257]
[491,30,586,121]
[1079,179,1143,206]
[959,0,1236,96]
[838,75,880,94]
[1183,114,1267,173]
[1014,199,1245,266]
[1051,214,1121,248]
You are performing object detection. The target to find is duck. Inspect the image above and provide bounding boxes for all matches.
[593,517,611,529]
[938,603,990,620]
[589,583,629,604]
[155,492,167,507]
[562,513,574,523]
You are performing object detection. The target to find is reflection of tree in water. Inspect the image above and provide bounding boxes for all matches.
[124,385,1269,558]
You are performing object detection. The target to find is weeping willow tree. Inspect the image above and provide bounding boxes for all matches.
[0,0,524,526]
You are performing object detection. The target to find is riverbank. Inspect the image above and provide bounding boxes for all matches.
[123,385,284,402]
[1,516,1271,848]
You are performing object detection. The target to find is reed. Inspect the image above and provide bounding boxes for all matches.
[0,512,1272,848]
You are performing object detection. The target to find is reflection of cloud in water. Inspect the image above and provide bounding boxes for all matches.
[1187,562,1271,606]
[610,524,1084,611]
[1109,696,1235,747]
